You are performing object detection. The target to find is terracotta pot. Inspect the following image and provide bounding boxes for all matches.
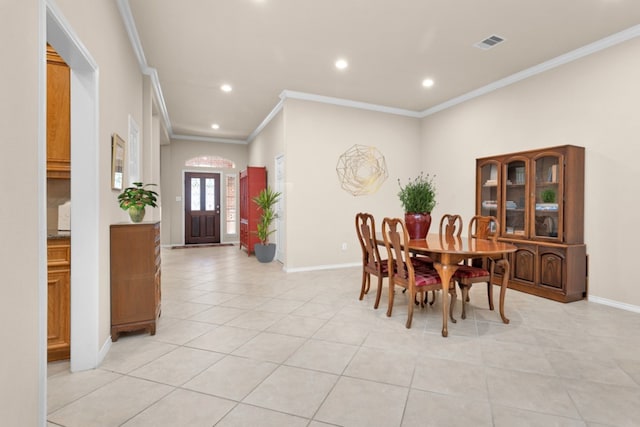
[404,212,432,239]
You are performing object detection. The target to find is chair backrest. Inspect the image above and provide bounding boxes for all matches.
[439,214,463,239]
[355,212,384,270]
[381,217,414,285]
[468,215,499,241]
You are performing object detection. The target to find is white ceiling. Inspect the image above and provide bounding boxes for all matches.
[123,0,640,142]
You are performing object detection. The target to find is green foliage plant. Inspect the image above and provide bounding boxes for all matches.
[541,188,556,203]
[117,182,159,210]
[397,172,437,214]
[252,186,282,245]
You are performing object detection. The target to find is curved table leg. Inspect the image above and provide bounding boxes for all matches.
[433,262,458,337]
[497,259,510,324]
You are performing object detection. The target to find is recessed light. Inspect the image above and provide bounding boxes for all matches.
[211,123,220,130]
[422,78,434,88]
[335,59,348,70]
[220,84,232,92]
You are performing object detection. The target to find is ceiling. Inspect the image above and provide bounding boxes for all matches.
[123,0,640,143]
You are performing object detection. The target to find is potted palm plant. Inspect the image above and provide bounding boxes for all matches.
[117,182,158,223]
[252,186,281,263]
[397,172,437,239]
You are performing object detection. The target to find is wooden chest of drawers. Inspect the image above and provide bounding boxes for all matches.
[110,222,161,341]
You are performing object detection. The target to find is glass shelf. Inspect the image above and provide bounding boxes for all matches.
[534,154,561,239]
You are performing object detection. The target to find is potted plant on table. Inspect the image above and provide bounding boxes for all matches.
[252,186,282,263]
[397,172,437,239]
[117,182,159,223]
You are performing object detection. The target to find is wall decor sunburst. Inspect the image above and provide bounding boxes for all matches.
[336,144,388,196]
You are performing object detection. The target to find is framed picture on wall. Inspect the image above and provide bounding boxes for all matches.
[111,133,125,190]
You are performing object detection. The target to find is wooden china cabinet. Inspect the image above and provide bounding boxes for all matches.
[476,145,587,302]
[239,166,266,255]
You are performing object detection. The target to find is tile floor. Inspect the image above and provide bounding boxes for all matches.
[47,246,640,426]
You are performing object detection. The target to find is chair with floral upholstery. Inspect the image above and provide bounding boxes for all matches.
[355,212,388,309]
[382,217,456,328]
[455,215,509,319]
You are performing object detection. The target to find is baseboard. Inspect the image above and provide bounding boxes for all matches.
[285,262,360,273]
[97,335,112,367]
[588,295,640,314]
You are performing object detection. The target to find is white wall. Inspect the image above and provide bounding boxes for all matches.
[419,36,640,307]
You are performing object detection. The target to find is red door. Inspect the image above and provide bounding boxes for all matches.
[185,172,221,244]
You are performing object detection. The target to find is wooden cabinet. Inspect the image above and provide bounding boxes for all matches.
[46,44,71,179]
[476,145,587,302]
[110,222,161,341]
[47,237,70,361]
[239,166,266,255]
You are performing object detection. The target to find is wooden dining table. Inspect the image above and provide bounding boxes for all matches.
[401,234,517,337]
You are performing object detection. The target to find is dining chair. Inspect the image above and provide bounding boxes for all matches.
[439,213,463,239]
[355,212,388,309]
[381,217,456,328]
[455,215,509,319]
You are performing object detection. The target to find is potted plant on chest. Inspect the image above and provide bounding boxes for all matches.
[117,182,159,223]
[397,172,437,239]
[252,186,282,263]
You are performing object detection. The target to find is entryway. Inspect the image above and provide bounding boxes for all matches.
[184,172,221,244]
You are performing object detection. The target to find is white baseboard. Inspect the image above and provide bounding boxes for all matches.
[97,336,112,367]
[588,295,640,314]
[285,262,360,273]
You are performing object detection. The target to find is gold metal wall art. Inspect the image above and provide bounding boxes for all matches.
[336,144,388,196]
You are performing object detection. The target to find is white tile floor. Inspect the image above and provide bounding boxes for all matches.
[47,246,640,426]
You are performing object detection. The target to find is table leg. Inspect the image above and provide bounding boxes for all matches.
[498,259,510,324]
[434,262,457,337]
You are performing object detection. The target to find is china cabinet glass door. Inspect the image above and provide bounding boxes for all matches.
[478,161,500,225]
[533,153,562,240]
[504,158,528,237]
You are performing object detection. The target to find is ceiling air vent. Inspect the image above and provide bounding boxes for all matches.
[474,34,505,50]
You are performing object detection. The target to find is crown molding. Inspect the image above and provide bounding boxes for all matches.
[247,97,285,142]
[117,0,172,136]
[171,134,248,144]
[420,24,640,117]
[280,90,422,118]
[117,1,640,143]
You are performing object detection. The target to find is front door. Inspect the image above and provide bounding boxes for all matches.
[185,172,221,244]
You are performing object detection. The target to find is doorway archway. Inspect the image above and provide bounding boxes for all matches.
[46,0,101,372]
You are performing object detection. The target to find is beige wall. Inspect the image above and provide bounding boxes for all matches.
[248,108,285,256]
[279,99,422,270]
[1,0,155,421]
[248,107,285,184]
[0,1,43,424]
[56,0,152,351]
[419,37,640,306]
[160,139,248,245]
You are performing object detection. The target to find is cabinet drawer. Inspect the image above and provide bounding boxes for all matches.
[47,240,70,266]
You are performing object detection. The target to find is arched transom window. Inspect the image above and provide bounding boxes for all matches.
[185,156,235,169]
